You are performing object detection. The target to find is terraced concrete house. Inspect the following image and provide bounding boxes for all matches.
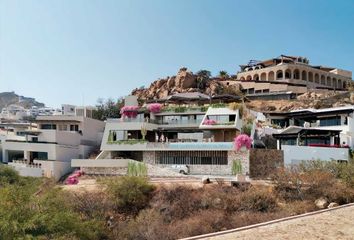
[258,106,354,164]
[72,94,249,175]
[2,113,105,180]
[232,55,352,95]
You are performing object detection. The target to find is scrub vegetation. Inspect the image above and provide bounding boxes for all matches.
[1,160,354,240]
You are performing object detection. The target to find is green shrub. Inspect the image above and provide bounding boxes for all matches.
[0,165,20,186]
[174,106,186,113]
[210,103,226,108]
[127,161,148,177]
[337,160,354,187]
[231,160,242,175]
[106,176,155,214]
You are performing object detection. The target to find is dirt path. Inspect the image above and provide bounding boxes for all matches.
[188,204,354,240]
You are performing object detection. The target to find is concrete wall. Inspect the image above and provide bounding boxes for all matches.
[143,150,249,175]
[282,145,349,165]
[34,160,72,180]
[81,117,105,145]
[8,162,43,177]
[38,130,81,145]
[72,158,130,167]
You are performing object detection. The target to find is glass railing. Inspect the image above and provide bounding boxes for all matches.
[108,141,234,150]
[157,119,202,125]
[147,142,234,150]
[168,142,233,150]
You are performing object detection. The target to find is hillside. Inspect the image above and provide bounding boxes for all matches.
[0,91,45,110]
[131,68,354,112]
[131,67,240,100]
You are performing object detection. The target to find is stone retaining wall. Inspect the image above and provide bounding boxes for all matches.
[81,167,127,175]
[143,150,249,175]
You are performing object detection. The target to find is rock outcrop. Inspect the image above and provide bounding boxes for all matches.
[131,68,230,100]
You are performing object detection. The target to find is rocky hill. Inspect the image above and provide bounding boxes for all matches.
[131,68,354,112]
[0,91,45,110]
[131,67,241,100]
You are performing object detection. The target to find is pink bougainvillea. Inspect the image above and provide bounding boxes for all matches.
[65,176,78,185]
[234,134,252,151]
[203,119,217,125]
[147,103,162,113]
[120,106,139,118]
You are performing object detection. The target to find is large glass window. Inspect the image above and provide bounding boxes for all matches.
[319,116,341,126]
[41,124,56,130]
[206,115,236,125]
[156,151,228,165]
[271,119,289,128]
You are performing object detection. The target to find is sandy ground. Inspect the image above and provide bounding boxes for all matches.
[61,176,272,192]
[200,205,354,240]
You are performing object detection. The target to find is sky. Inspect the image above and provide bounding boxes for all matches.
[0,0,354,108]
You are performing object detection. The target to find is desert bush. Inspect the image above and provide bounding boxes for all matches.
[272,163,354,203]
[0,165,20,186]
[168,209,227,239]
[237,187,277,212]
[280,200,316,216]
[337,160,354,187]
[151,186,203,221]
[228,211,286,229]
[105,176,155,214]
[115,209,169,240]
[320,181,354,204]
[67,190,111,220]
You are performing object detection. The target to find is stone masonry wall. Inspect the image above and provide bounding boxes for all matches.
[81,167,127,175]
[142,150,249,176]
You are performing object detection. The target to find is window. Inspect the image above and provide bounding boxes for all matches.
[319,116,341,126]
[41,124,56,130]
[156,151,228,165]
[271,119,289,128]
[70,124,79,131]
[206,115,234,125]
[281,139,296,145]
[32,137,38,142]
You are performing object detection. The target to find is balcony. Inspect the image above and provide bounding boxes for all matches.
[157,119,202,129]
[102,141,234,151]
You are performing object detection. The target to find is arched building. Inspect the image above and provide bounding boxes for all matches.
[235,55,352,95]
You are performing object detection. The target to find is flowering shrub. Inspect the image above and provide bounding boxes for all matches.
[120,106,139,118]
[203,119,217,125]
[234,134,252,151]
[147,103,162,113]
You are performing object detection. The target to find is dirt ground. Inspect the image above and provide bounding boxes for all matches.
[199,205,354,240]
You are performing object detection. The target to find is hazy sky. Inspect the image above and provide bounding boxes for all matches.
[1,0,353,107]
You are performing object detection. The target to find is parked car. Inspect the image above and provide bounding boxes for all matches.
[170,165,189,175]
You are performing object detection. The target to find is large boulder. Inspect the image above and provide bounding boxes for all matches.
[175,68,197,89]
[166,76,176,88]
[328,202,339,208]
[315,197,329,209]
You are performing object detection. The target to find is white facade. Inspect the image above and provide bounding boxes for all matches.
[2,115,105,180]
[282,145,349,165]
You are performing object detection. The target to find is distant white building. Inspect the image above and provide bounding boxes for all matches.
[1,114,104,180]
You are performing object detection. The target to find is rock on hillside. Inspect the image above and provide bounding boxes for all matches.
[247,91,354,112]
[0,91,45,110]
[131,68,232,100]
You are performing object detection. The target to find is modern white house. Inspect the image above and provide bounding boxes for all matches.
[257,106,354,164]
[72,94,249,176]
[1,115,105,180]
